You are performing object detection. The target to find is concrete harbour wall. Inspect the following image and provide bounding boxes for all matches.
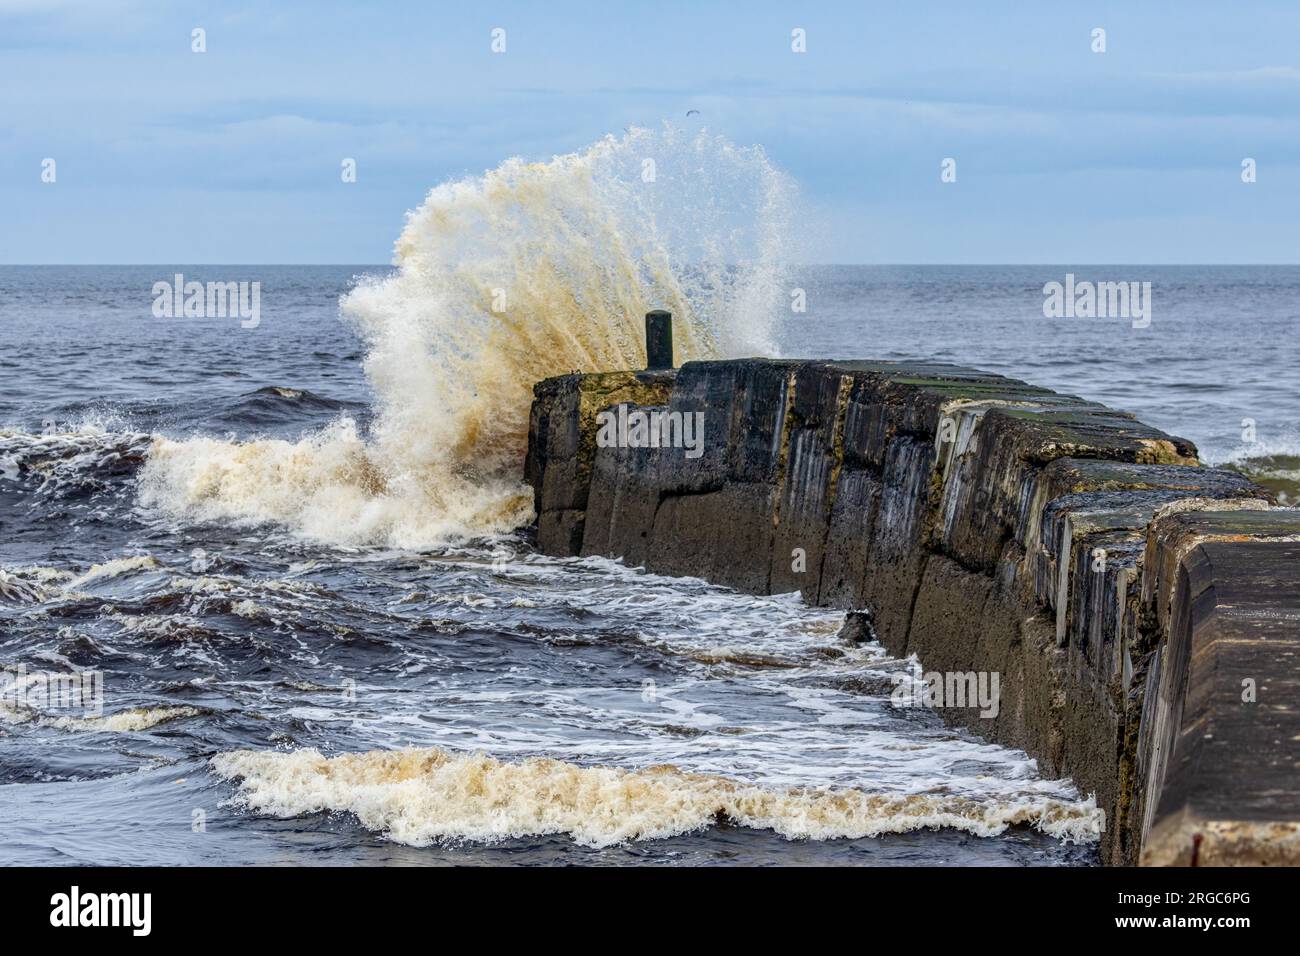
[524,359,1300,865]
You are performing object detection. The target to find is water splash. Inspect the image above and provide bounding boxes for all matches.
[138,126,795,546]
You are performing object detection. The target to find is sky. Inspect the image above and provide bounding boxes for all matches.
[1,0,1298,264]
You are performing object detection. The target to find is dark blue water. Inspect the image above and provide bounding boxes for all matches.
[7,264,1295,867]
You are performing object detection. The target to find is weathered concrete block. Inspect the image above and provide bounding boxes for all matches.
[817,467,881,607]
[580,429,666,567]
[720,361,799,484]
[860,434,933,648]
[935,407,1199,577]
[526,370,675,554]
[647,483,777,593]
[768,370,851,597]
[1141,503,1291,634]
[1140,534,1300,865]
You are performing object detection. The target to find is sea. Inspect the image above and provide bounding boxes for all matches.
[2,133,1296,868]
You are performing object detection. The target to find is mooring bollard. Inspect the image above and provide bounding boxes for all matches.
[645,310,674,370]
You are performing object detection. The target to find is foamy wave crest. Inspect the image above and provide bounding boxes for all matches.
[0,702,197,733]
[0,427,152,498]
[0,568,54,604]
[68,555,161,588]
[139,126,795,546]
[211,746,1102,848]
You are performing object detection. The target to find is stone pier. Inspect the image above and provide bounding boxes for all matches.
[524,359,1300,865]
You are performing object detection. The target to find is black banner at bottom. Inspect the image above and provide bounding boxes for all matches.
[0,864,1282,940]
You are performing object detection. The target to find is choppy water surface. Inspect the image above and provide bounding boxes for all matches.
[7,261,1295,866]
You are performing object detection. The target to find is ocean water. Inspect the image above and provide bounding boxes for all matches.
[1,134,1295,868]
[7,264,1295,867]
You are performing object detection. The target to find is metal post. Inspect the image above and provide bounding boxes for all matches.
[645,310,674,370]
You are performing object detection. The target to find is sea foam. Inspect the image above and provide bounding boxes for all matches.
[138,126,795,547]
[211,746,1103,848]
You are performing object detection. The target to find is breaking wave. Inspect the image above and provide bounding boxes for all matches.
[0,700,197,733]
[1220,448,1300,506]
[137,126,795,547]
[0,427,152,501]
[211,746,1103,849]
